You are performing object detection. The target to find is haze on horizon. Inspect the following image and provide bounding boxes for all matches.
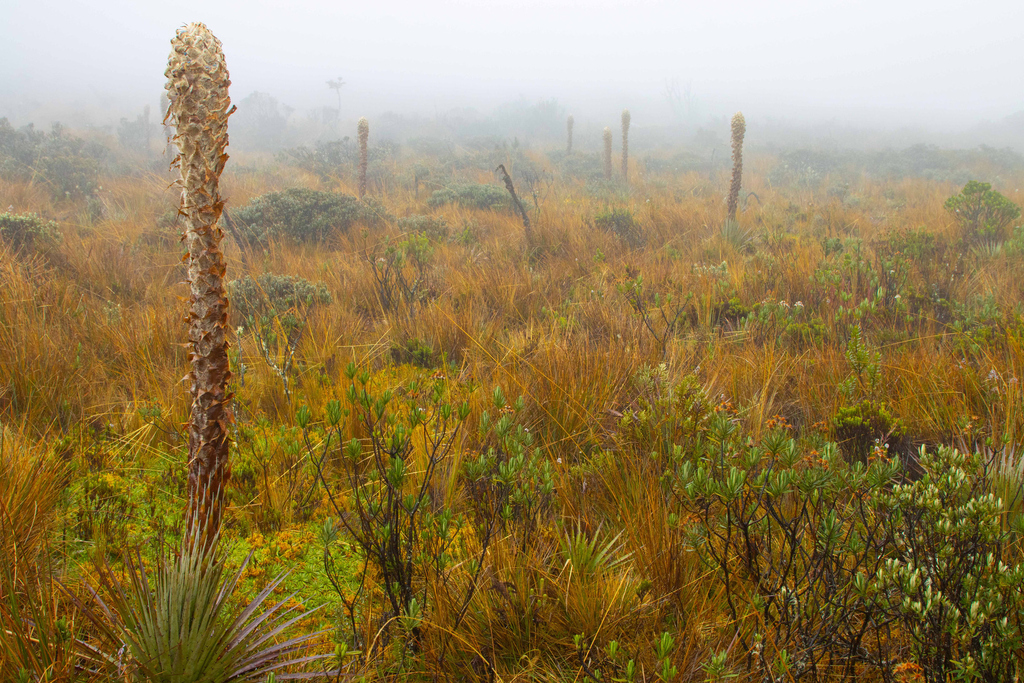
[2,0,1022,148]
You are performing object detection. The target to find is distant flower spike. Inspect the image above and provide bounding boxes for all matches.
[567,115,574,155]
[621,109,631,183]
[603,127,613,181]
[357,117,369,198]
[727,111,745,221]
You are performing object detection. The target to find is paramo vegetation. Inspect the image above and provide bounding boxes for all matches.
[2,23,1024,683]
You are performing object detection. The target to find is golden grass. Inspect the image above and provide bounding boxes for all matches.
[2,146,1023,680]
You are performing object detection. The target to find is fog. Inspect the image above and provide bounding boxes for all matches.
[2,0,1022,151]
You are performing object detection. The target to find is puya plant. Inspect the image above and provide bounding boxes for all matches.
[357,117,369,198]
[618,109,626,184]
[603,127,613,181]
[726,112,745,222]
[164,21,235,552]
[78,533,325,683]
[70,24,327,683]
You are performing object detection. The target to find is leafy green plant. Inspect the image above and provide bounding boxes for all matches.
[877,446,1024,682]
[944,180,1020,246]
[618,271,690,356]
[594,208,643,247]
[390,336,437,369]
[0,212,61,253]
[833,400,904,465]
[617,364,714,461]
[396,214,449,240]
[229,273,331,401]
[308,365,478,653]
[230,274,332,325]
[669,427,904,681]
[365,232,434,314]
[463,387,555,547]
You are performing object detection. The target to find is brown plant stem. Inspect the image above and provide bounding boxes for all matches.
[164,22,234,553]
[496,164,531,241]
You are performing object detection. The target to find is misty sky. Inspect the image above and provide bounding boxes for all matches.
[2,0,1022,130]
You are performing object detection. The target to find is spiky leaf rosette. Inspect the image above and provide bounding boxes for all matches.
[164,22,234,552]
[357,117,369,198]
[621,109,631,182]
[603,127,613,181]
[727,111,745,221]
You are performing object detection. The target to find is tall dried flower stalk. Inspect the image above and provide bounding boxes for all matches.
[621,109,631,182]
[603,127,613,181]
[357,117,369,198]
[164,22,234,552]
[727,111,745,221]
[566,115,574,155]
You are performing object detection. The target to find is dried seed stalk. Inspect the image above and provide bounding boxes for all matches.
[727,111,745,221]
[603,127,613,181]
[621,109,631,183]
[357,117,369,198]
[164,22,234,552]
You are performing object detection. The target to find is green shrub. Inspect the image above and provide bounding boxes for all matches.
[229,273,331,401]
[427,183,509,211]
[832,399,905,464]
[669,425,905,680]
[232,188,382,244]
[0,212,61,252]
[1004,224,1024,257]
[228,273,331,325]
[396,214,450,240]
[594,208,643,247]
[282,138,396,181]
[669,423,1024,682]
[0,120,103,199]
[877,447,1024,682]
[944,180,1020,245]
